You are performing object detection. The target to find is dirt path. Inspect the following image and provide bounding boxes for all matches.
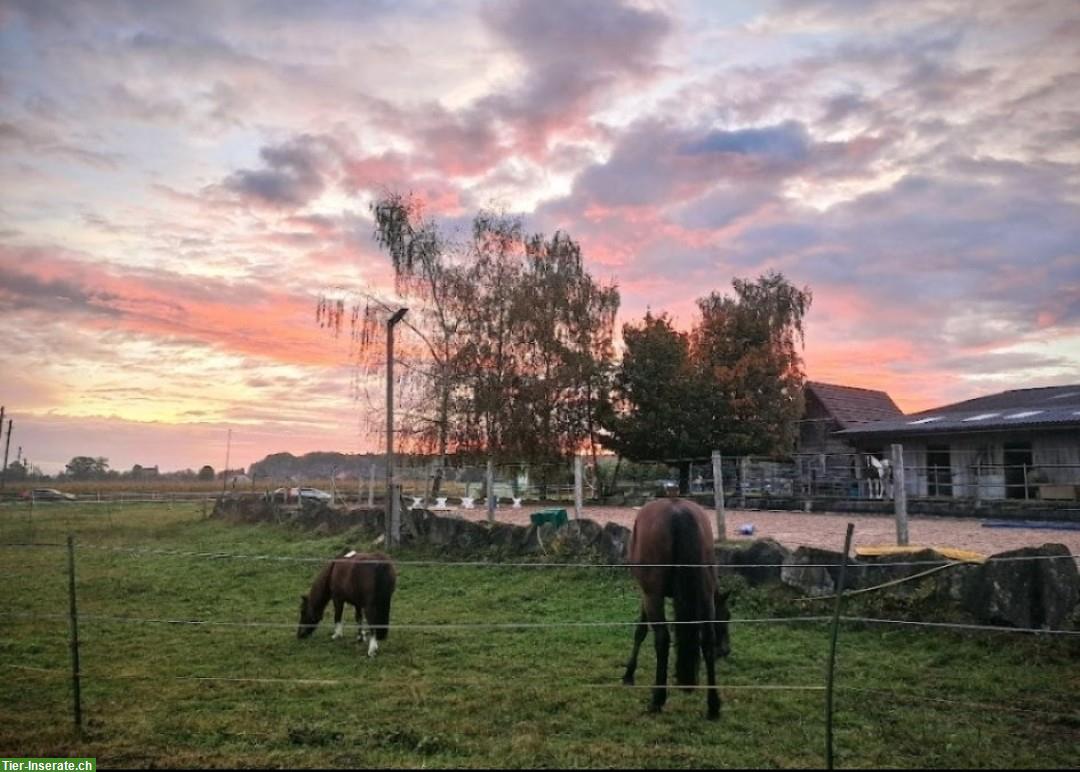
[447,503,1080,557]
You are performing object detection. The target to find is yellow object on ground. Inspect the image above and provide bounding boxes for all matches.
[855,545,986,563]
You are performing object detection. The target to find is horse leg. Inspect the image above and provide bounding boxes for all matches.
[701,619,720,720]
[364,600,380,657]
[645,594,669,713]
[622,605,648,686]
[331,598,344,639]
[355,605,367,643]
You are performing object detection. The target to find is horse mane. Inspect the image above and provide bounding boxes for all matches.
[669,502,707,687]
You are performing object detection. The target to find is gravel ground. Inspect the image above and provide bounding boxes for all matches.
[448,503,1080,557]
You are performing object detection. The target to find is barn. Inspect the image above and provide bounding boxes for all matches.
[835,385,1080,502]
[794,382,905,497]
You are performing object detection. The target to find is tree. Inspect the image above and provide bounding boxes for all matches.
[602,272,812,492]
[5,459,28,482]
[319,194,620,487]
[65,456,109,480]
[198,465,215,481]
[692,271,812,457]
[599,311,707,491]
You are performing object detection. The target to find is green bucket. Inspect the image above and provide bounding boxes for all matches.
[529,508,568,528]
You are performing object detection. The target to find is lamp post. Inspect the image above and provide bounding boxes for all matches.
[386,307,408,546]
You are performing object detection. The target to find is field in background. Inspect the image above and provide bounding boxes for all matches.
[0,503,1077,768]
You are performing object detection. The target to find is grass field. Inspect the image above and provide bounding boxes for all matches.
[1,502,1077,769]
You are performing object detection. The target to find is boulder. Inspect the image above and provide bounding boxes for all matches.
[856,548,953,596]
[488,522,529,552]
[781,546,856,597]
[965,543,1080,630]
[551,519,604,555]
[599,522,632,564]
[716,538,791,586]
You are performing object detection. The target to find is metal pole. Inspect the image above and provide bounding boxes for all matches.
[390,483,401,548]
[222,428,231,497]
[385,308,407,540]
[890,443,908,546]
[1,417,12,491]
[712,450,726,541]
[66,535,83,732]
[825,523,854,770]
[573,455,584,519]
[368,464,375,508]
[486,459,495,523]
[1022,463,1029,501]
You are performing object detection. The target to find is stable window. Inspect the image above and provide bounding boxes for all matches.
[926,445,952,497]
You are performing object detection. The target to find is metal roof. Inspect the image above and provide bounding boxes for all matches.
[835,385,1080,438]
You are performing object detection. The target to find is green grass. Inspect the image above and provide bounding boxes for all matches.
[0,502,1077,769]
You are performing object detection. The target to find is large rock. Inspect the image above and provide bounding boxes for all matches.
[965,543,1080,630]
[599,522,632,564]
[856,548,954,596]
[716,538,791,586]
[488,522,530,552]
[425,514,490,552]
[781,546,861,597]
[551,519,604,555]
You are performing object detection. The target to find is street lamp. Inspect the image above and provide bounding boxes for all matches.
[386,307,408,546]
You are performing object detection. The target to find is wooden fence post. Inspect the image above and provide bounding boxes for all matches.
[825,523,854,770]
[390,483,402,548]
[66,535,83,733]
[486,459,496,523]
[573,455,584,520]
[712,451,726,542]
[890,443,909,546]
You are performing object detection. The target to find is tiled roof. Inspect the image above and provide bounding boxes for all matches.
[836,384,1080,437]
[805,382,904,428]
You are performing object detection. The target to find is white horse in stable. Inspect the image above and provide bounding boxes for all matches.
[864,455,892,500]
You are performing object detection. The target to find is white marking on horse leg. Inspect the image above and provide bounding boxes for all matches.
[367,634,379,657]
[332,621,343,639]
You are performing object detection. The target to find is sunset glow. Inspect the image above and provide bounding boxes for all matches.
[2,0,1078,473]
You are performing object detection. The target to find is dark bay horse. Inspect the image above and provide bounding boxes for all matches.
[622,498,731,719]
[297,549,397,657]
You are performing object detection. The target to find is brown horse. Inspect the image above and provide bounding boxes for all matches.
[622,498,731,719]
[297,549,397,657]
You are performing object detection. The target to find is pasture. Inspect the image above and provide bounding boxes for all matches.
[1,502,1077,769]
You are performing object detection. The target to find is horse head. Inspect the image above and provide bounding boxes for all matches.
[297,594,319,639]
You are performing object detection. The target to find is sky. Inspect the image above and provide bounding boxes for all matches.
[1,0,1078,475]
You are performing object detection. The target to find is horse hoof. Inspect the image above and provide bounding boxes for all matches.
[622,676,634,687]
[707,709,721,721]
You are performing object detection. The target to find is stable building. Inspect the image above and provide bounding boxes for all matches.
[835,385,1080,502]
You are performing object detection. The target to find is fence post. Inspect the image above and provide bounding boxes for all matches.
[825,522,854,771]
[368,465,376,508]
[712,451,726,541]
[486,459,496,523]
[891,443,909,546]
[66,535,83,733]
[573,455,584,520]
[390,483,402,548]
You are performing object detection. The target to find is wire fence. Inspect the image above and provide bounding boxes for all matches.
[2,529,1078,767]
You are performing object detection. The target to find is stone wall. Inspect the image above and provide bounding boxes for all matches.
[212,494,1079,631]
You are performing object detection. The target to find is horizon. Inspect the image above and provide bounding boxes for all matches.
[2,1,1079,475]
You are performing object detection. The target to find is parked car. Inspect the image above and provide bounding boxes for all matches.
[270,486,333,504]
[21,488,77,501]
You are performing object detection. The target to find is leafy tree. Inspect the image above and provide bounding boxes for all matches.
[602,272,812,492]
[5,459,28,482]
[692,271,812,456]
[600,311,706,491]
[197,465,215,481]
[65,456,109,480]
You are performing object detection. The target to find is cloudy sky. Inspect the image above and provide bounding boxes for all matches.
[1,0,1078,474]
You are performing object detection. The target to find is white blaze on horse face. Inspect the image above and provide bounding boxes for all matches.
[333,622,344,639]
[367,635,379,657]
[344,550,356,558]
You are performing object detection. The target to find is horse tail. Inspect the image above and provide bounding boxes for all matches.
[371,558,397,641]
[670,504,705,688]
